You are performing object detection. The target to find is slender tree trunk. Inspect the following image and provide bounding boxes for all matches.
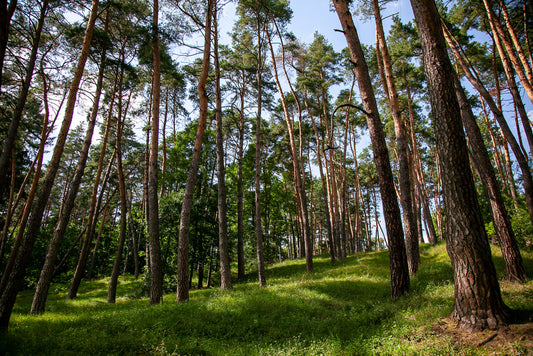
[213,6,232,290]
[108,48,129,303]
[148,0,164,304]
[30,21,108,313]
[254,10,266,288]
[411,0,512,330]
[333,0,409,300]
[237,70,246,280]
[373,0,419,275]
[0,0,48,200]
[0,0,99,330]
[177,0,214,302]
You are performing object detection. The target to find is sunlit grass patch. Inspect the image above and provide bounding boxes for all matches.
[4,243,533,355]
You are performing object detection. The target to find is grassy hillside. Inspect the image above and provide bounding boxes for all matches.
[2,243,533,355]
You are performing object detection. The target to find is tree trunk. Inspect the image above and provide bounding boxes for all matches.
[213,6,232,290]
[333,0,409,300]
[237,70,246,280]
[410,0,512,330]
[373,0,419,275]
[108,49,129,303]
[176,0,214,302]
[0,0,99,331]
[30,21,107,313]
[254,7,266,288]
[148,0,164,304]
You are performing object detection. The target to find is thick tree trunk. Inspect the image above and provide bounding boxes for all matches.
[176,0,214,302]
[148,0,164,304]
[333,0,410,300]
[30,25,107,313]
[410,0,512,330]
[0,0,99,330]
[213,7,232,290]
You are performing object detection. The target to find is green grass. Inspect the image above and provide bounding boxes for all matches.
[2,243,533,355]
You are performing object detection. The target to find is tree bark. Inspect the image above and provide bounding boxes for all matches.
[176,0,214,302]
[410,0,512,330]
[333,0,410,300]
[0,0,99,331]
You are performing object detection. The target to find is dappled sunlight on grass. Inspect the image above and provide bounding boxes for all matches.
[3,243,533,355]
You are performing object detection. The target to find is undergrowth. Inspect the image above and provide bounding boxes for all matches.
[2,243,532,355]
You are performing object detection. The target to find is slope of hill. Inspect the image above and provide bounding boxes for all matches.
[3,243,532,355]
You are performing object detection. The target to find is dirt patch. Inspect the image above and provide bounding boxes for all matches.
[433,318,533,354]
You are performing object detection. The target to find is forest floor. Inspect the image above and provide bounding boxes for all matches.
[2,243,533,355]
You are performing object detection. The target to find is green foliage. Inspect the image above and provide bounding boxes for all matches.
[5,244,533,355]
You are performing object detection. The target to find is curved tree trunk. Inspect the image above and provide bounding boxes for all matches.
[410,0,512,330]
[176,0,214,302]
[333,0,410,300]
